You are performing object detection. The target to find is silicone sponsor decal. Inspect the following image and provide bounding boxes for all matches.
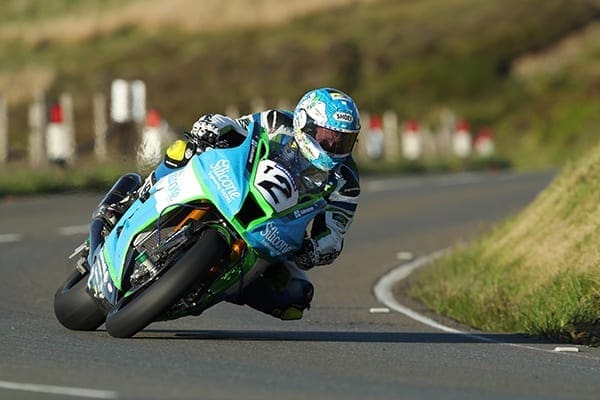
[208,159,241,204]
[260,222,294,254]
[154,165,204,212]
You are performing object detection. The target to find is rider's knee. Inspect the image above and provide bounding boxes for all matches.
[287,278,314,309]
[237,276,314,321]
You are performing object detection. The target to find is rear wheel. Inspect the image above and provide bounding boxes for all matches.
[105,229,228,338]
[54,270,107,331]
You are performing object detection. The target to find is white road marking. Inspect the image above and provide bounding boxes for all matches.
[554,347,580,352]
[373,249,596,358]
[58,224,89,236]
[369,307,390,313]
[0,233,21,243]
[0,380,118,399]
[396,251,414,261]
[0,225,88,243]
[374,249,464,334]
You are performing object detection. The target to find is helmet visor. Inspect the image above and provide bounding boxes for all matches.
[312,126,358,156]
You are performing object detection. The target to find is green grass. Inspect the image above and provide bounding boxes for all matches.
[0,153,511,196]
[0,0,126,22]
[357,154,511,176]
[0,0,599,169]
[409,141,600,345]
[0,162,133,196]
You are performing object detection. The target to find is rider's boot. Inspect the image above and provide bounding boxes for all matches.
[236,264,314,320]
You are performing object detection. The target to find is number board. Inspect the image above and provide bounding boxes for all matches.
[254,160,299,213]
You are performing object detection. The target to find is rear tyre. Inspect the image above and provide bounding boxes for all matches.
[54,270,106,331]
[105,229,228,338]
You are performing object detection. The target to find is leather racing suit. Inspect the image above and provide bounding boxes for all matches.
[152,109,361,320]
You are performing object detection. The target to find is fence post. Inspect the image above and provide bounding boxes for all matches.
[437,108,455,157]
[93,93,108,162]
[383,110,399,161]
[402,120,423,161]
[60,93,76,164]
[28,91,46,167]
[0,94,7,165]
[365,114,384,160]
[355,112,369,163]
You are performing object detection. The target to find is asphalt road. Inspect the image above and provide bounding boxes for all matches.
[1,170,599,400]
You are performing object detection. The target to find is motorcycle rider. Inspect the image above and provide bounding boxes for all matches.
[95,87,361,321]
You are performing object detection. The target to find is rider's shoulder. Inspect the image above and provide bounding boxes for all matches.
[331,157,361,195]
[338,157,360,181]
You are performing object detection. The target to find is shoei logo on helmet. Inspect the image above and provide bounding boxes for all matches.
[333,112,354,123]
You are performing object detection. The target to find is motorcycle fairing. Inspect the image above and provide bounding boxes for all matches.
[88,121,328,309]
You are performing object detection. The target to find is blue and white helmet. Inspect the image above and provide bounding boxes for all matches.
[293,88,361,171]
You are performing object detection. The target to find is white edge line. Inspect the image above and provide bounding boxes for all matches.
[0,233,22,243]
[58,224,89,236]
[374,249,468,335]
[0,380,118,399]
[373,249,598,357]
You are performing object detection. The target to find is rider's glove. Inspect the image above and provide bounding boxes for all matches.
[188,115,236,151]
[294,239,316,270]
[187,116,224,150]
[191,115,220,136]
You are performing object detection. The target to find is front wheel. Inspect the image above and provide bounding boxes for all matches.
[105,229,228,338]
[54,270,107,331]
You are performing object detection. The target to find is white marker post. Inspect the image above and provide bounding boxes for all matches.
[60,93,76,163]
[137,109,164,173]
[474,127,495,157]
[46,100,75,166]
[452,120,472,158]
[383,110,399,161]
[0,94,7,165]
[28,91,47,167]
[131,80,146,125]
[93,93,108,162]
[402,120,422,161]
[366,114,384,160]
[110,79,131,124]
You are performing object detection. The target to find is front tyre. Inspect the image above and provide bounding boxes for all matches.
[54,270,107,331]
[105,229,228,338]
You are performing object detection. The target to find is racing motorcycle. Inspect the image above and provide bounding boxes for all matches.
[54,120,331,338]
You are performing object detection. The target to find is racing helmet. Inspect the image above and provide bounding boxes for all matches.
[293,88,361,171]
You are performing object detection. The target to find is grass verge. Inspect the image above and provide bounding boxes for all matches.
[408,140,600,346]
[357,155,511,176]
[0,162,133,197]
[0,154,510,197]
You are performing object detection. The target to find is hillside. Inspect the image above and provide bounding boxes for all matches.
[410,141,600,344]
[0,0,599,168]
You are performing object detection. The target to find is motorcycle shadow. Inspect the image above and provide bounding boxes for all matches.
[134,329,558,345]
